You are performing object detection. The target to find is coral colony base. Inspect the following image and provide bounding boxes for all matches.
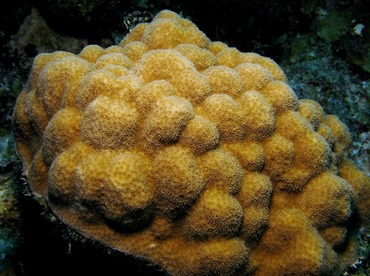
[12,9,370,276]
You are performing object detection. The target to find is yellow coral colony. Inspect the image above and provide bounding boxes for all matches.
[12,9,370,276]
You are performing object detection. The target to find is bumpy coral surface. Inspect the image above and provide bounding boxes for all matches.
[12,10,370,275]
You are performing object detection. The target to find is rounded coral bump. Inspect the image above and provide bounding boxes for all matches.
[81,96,138,149]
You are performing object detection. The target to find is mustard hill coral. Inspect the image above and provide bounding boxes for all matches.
[12,9,370,276]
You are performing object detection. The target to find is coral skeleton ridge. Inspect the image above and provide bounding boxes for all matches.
[12,9,370,276]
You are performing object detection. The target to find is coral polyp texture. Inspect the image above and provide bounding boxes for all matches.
[12,9,370,276]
